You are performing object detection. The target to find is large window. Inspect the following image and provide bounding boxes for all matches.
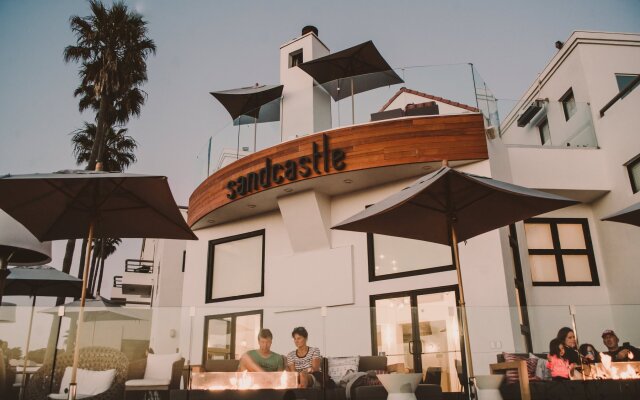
[560,88,576,121]
[524,218,598,286]
[206,229,265,303]
[203,310,262,362]
[367,233,454,281]
[625,154,640,194]
[538,118,551,146]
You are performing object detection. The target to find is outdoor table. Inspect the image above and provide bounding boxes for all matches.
[169,389,296,400]
[376,373,422,400]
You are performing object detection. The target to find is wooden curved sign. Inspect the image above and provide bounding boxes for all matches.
[189,113,488,227]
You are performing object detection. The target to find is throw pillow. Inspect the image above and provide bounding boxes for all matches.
[501,352,537,384]
[529,353,551,380]
[327,356,359,384]
[59,367,116,396]
[144,353,181,381]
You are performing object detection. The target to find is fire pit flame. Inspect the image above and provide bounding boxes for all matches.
[194,371,298,391]
[588,353,640,380]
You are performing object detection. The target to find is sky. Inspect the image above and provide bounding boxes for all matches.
[1,0,639,302]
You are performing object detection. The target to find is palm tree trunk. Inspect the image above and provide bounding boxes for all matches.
[75,238,88,299]
[93,94,110,168]
[57,239,76,306]
[88,240,99,295]
[96,243,107,296]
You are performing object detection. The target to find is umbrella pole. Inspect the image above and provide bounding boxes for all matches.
[19,295,37,400]
[254,119,257,153]
[50,307,64,394]
[68,222,94,400]
[351,78,355,125]
[451,225,476,395]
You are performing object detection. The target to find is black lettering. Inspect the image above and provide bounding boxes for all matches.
[259,158,272,188]
[331,149,346,170]
[312,141,322,174]
[247,172,260,192]
[226,181,237,199]
[272,163,284,184]
[323,134,330,173]
[299,156,311,177]
[285,160,297,181]
[237,176,248,195]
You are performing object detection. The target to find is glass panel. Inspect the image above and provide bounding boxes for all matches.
[416,292,462,393]
[630,159,640,193]
[616,74,640,92]
[538,120,551,146]
[372,234,452,276]
[562,255,592,282]
[529,255,559,282]
[206,317,231,360]
[524,223,553,249]
[374,297,413,370]
[557,224,586,249]
[234,314,262,359]
[211,235,263,300]
[563,94,576,120]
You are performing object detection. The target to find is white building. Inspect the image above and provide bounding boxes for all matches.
[143,29,639,395]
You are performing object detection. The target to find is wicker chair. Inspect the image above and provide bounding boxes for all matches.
[25,347,129,400]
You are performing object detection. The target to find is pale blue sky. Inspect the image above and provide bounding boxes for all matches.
[0,0,639,298]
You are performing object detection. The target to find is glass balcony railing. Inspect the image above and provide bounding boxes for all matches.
[196,64,499,180]
[1,301,638,397]
[499,99,598,148]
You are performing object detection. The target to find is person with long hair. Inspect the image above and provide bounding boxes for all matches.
[578,343,601,364]
[556,327,581,365]
[547,338,575,381]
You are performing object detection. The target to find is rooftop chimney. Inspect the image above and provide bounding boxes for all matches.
[302,25,318,37]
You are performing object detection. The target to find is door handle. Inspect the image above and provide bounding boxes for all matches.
[409,341,414,354]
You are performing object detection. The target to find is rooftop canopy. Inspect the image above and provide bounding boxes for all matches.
[210,84,283,123]
[298,40,404,101]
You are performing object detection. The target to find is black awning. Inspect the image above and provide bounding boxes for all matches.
[298,41,404,101]
[210,84,283,122]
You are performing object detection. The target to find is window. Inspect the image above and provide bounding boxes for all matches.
[538,118,551,146]
[625,154,640,193]
[615,73,640,98]
[560,89,576,121]
[289,49,303,68]
[524,218,598,286]
[203,310,262,362]
[367,233,454,281]
[206,229,265,303]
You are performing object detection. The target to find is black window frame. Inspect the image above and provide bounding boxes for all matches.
[205,229,266,303]
[624,154,640,194]
[202,309,263,363]
[537,118,550,146]
[560,88,576,121]
[525,218,599,286]
[367,232,456,282]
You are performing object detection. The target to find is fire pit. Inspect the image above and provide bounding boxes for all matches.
[190,371,298,391]
[581,354,640,380]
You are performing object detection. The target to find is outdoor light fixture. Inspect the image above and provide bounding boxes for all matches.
[343,179,353,184]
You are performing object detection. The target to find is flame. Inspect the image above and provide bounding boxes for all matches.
[592,352,639,380]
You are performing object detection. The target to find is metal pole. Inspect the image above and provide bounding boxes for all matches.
[0,254,11,304]
[68,222,94,400]
[19,295,37,400]
[253,119,257,153]
[451,225,476,397]
[49,306,64,394]
[351,78,355,125]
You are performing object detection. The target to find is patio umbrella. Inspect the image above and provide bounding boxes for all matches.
[0,169,196,400]
[332,165,578,388]
[601,201,640,227]
[3,265,82,399]
[297,40,404,122]
[211,84,284,152]
[0,210,52,304]
[42,297,150,322]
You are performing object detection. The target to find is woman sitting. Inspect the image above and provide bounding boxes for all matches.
[578,343,601,364]
[286,327,322,388]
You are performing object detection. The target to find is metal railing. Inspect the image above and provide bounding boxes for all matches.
[112,275,122,288]
[125,259,154,274]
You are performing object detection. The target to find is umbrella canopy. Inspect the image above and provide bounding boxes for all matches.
[0,210,52,266]
[210,84,283,122]
[298,40,404,101]
[333,166,578,243]
[42,297,149,322]
[601,202,640,227]
[0,170,197,241]
[4,265,82,298]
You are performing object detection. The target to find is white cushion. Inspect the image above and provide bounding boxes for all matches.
[48,394,91,399]
[144,353,181,381]
[327,356,360,383]
[126,378,171,387]
[58,367,116,396]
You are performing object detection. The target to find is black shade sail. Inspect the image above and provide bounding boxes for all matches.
[4,265,82,298]
[602,202,640,227]
[0,170,197,241]
[210,84,283,122]
[298,40,404,101]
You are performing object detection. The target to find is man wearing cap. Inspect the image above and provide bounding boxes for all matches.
[602,330,640,362]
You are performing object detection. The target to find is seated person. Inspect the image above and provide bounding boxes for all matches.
[238,329,285,372]
[578,343,601,364]
[286,327,321,388]
[602,329,640,362]
[547,338,575,381]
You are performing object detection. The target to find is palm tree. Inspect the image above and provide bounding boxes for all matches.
[64,0,155,170]
[71,122,137,172]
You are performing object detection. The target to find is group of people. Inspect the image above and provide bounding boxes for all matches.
[546,327,639,380]
[238,326,322,388]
